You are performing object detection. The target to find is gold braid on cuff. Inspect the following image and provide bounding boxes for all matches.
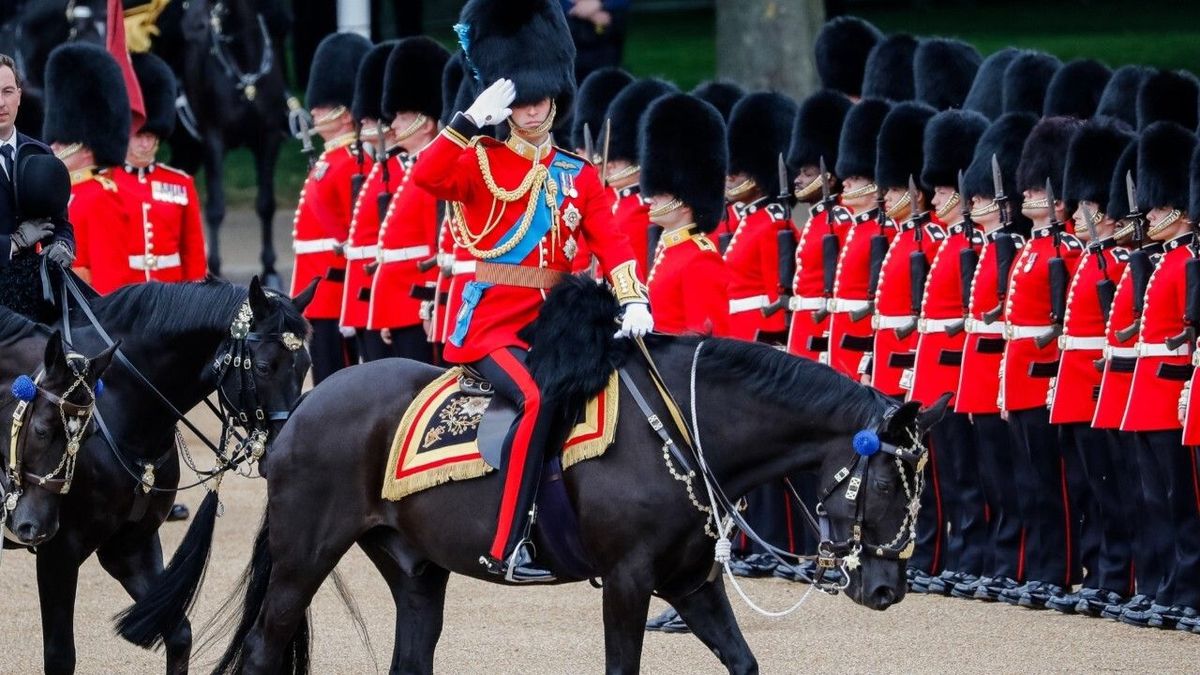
[609,260,649,305]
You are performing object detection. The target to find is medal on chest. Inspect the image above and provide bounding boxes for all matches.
[562,203,582,231]
[564,237,579,261]
[151,180,188,205]
[314,161,329,181]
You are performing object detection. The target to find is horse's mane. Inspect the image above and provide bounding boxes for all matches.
[0,304,45,346]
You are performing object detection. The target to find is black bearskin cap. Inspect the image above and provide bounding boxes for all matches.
[1017,116,1083,195]
[382,36,450,121]
[1137,121,1197,212]
[1043,59,1112,119]
[1136,69,1199,131]
[15,150,69,221]
[1063,119,1135,210]
[639,94,727,233]
[876,101,936,190]
[787,89,852,173]
[914,38,981,111]
[728,92,797,190]
[605,78,678,165]
[1107,139,1138,219]
[1002,51,1061,115]
[353,41,396,122]
[457,0,576,123]
[814,16,883,98]
[1095,65,1151,128]
[571,67,634,152]
[441,52,468,126]
[862,34,919,102]
[964,48,1019,121]
[921,108,989,189]
[1188,144,1200,222]
[130,52,176,138]
[962,112,1037,201]
[836,97,891,181]
[306,33,371,110]
[690,80,746,123]
[42,43,130,167]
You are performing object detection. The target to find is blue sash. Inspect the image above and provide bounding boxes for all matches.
[450,152,586,347]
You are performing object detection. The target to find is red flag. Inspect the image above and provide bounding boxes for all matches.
[107,0,145,132]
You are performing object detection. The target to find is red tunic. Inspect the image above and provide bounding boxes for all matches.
[910,221,978,406]
[1182,342,1200,444]
[69,168,134,295]
[647,228,730,336]
[871,217,945,397]
[1048,243,1129,424]
[411,116,638,364]
[342,155,402,328]
[1093,254,1156,429]
[1000,228,1083,412]
[828,208,894,377]
[610,185,651,275]
[955,230,1025,414]
[288,135,368,320]
[368,152,439,330]
[1121,233,1195,431]
[723,199,788,340]
[787,200,854,359]
[108,163,207,286]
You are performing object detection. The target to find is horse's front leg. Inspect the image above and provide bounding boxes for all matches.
[601,564,655,675]
[202,132,227,277]
[666,576,758,675]
[252,130,282,288]
[35,535,89,675]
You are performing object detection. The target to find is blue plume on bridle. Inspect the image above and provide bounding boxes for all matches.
[12,374,36,402]
[453,23,482,84]
[852,429,881,457]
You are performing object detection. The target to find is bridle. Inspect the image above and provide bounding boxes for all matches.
[208,1,274,102]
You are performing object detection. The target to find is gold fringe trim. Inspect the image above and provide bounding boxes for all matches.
[381,368,463,501]
[381,458,493,501]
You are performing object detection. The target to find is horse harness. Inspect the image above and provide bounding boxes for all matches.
[208,1,274,102]
[4,359,97,501]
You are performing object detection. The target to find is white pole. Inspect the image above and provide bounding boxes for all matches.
[337,0,372,38]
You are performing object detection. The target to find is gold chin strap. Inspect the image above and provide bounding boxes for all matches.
[1147,208,1183,237]
[393,113,428,143]
[313,105,348,128]
[508,100,557,139]
[609,260,649,305]
[605,164,639,185]
[55,142,82,162]
[885,191,912,220]
[1022,196,1050,210]
[794,174,825,201]
[935,192,960,221]
[969,198,1000,219]
[841,181,878,200]
[647,197,683,218]
[725,178,757,201]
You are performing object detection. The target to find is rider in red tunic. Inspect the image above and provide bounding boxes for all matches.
[411,0,651,581]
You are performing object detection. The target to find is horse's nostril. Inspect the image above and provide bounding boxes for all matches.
[15,521,41,543]
[873,587,897,609]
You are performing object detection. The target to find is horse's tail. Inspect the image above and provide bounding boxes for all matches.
[113,489,220,648]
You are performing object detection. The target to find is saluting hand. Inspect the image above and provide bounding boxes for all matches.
[465,78,516,127]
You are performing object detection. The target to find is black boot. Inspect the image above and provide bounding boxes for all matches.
[480,542,555,584]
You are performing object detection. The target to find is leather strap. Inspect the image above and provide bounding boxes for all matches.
[840,334,874,352]
[976,337,1006,354]
[938,350,963,366]
[1156,362,1193,381]
[1028,361,1060,378]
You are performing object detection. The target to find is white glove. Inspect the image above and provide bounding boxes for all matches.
[465,78,516,127]
[339,326,357,339]
[616,302,653,339]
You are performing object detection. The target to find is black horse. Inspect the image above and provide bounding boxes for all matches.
[4,278,311,675]
[205,281,949,674]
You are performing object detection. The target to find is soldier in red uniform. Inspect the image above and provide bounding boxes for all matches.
[1118,120,1200,629]
[784,89,852,362]
[367,37,451,362]
[110,52,207,290]
[411,0,651,581]
[826,98,892,378]
[956,112,1037,601]
[290,33,372,384]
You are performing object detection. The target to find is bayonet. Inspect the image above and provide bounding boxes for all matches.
[290,105,317,170]
[599,117,611,187]
[819,156,832,208]
[991,153,1010,227]
[1046,178,1063,255]
[957,169,972,227]
[777,153,792,221]
[1126,170,1145,250]
[907,175,920,232]
[583,122,595,165]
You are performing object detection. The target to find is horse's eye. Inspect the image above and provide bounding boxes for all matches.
[872,479,891,495]
[255,361,272,376]
[34,424,50,439]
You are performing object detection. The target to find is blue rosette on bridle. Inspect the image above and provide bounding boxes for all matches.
[852,429,881,457]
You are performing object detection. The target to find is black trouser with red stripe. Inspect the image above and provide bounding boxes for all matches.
[309,319,358,385]
[367,325,434,363]
[933,411,988,576]
[1135,431,1200,607]
[973,413,1023,580]
[474,347,558,562]
[1070,424,1133,595]
[1111,431,1151,597]
[1009,407,1075,587]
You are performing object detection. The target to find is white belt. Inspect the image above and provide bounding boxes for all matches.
[345,245,379,261]
[1058,335,1106,351]
[1105,346,1137,358]
[873,314,915,330]
[452,260,476,275]
[128,253,181,271]
[1136,342,1192,357]
[788,295,825,311]
[293,238,339,254]
[919,317,963,334]
[378,245,431,263]
[1005,324,1055,340]
[729,295,769,314]
[827,298,870,313]
[965,318,1004,335]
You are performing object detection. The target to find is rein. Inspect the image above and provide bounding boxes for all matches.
[4,362,95,500]
[208,2,274,102]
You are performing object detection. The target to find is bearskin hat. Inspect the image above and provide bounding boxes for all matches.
[921,109,989,189]
[306,32,371,110]
[639,94,727,233]
[690,80,746,123]
[1095,65,1151,128]
[728,92,797,190]
[1107,139,1138,219]
[875,101,936,190]
[1136,69,1199,131]
[352,41,395,123]
[381,36,450,123]
[130,52,176,139]
[14,149,69,221]
[1137,121,1197,212]
[835,97,892,181]
[1002,51,1061,115]
[1017,116,1083,195]
[441,52,468,126]
[1062,118,1135,211]
[862,34,919,102]
[1043,59,1112,119]
[962,112,1037,202]
[786,89,852,173]
[814,16,883,98]
[42,43,129,167]
[1188,143,1200,222]
[914,38,981,111]
[456,0,576,124]
[605,78,678,165]
[571,67,634,153]
[963,48,1019,121]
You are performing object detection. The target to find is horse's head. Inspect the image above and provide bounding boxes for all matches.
[7,332,115,545]
[818,392,950,610]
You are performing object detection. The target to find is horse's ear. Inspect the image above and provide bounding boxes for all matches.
[917,393,953,435]
[248,276,272,320]
[43,329,65,371]
[89,341,120,379]
[884,400,922,439]
[292,276,320,313]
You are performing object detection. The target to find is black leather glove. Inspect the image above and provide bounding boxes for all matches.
[42,240,75,268]
[11,219,54,250]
